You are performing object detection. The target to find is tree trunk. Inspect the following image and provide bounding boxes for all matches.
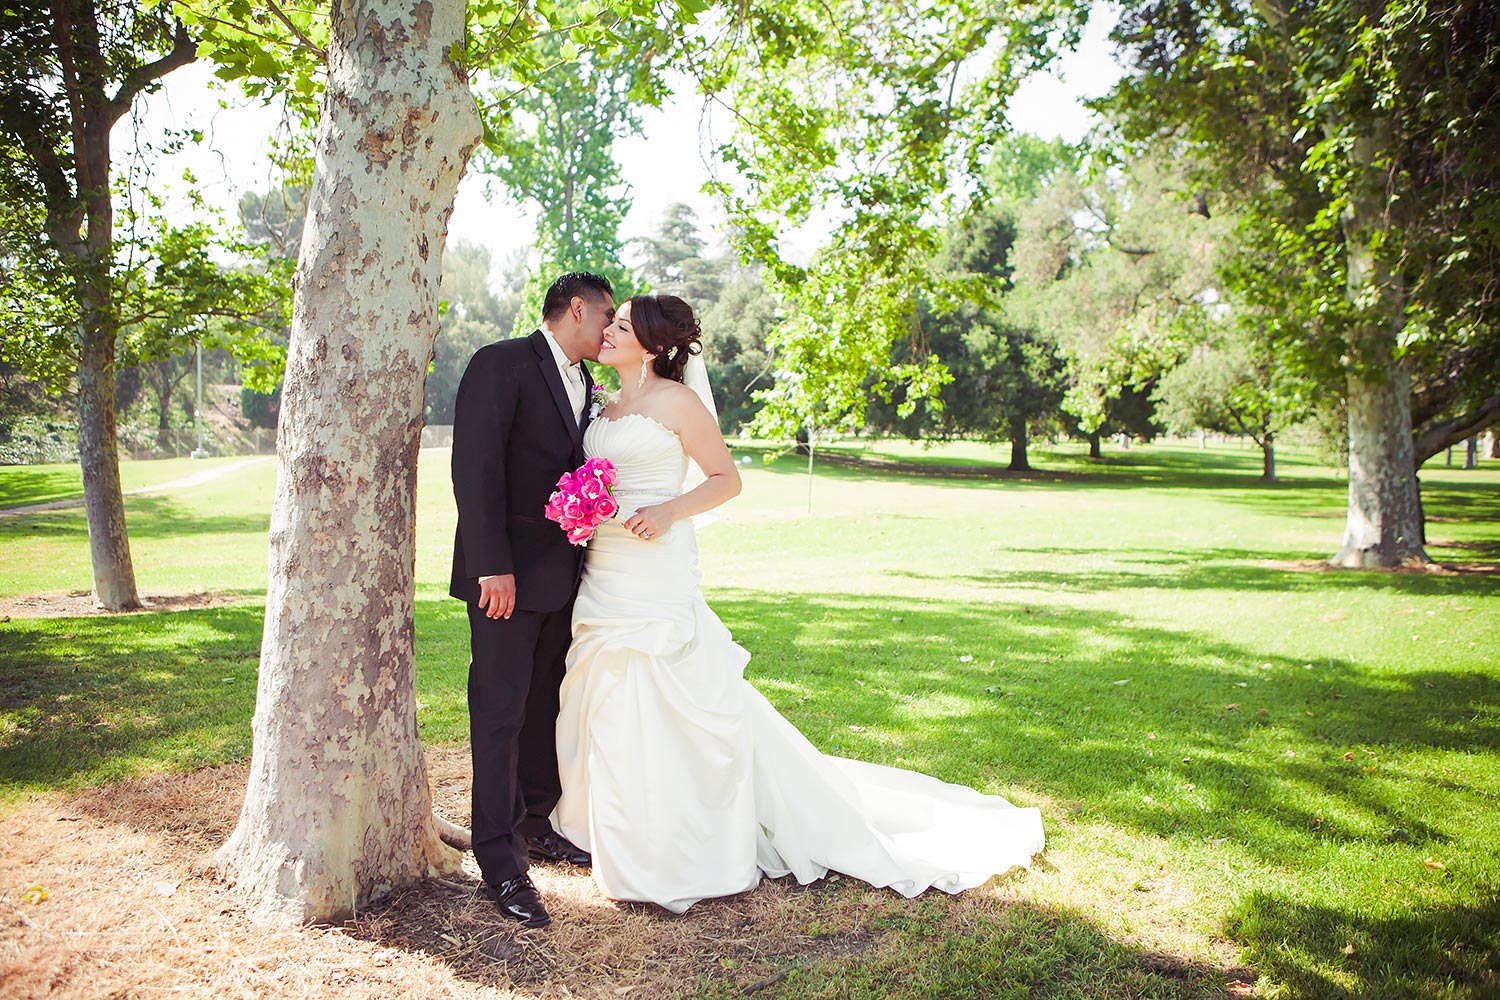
[1489,430,1498,459]
[1261,431,1275,482]
[213,0,480,925]
[76,330,140,609]
[1007,415,1031,471]
[1329,127,1428,569]
[50,0,142,611]
[154,363,175,450]
[1464,435,1477,469]
[1087,430,1101,458]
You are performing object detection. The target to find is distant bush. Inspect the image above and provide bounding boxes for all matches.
[241,385,280,430]
[0,417,78,465]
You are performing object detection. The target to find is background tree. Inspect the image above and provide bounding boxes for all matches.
[1106,0,1500,566]
[0,0,201,608]
[1010,148,1231,458]
[631,202,774,430]
[0,3,288,603]
[869,141,1072,469]
[424,241,523,424]
[692,1,1087,446]
[635,202,727,303]
[1153,327,1311,480]
[871,303,1066,471]
[698,267,778,432]
[477,6,660,324]
[238,183,308,261]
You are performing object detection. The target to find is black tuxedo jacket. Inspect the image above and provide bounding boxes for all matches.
[449,330,594,612]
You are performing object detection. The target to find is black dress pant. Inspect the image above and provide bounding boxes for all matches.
[467,599,574,884]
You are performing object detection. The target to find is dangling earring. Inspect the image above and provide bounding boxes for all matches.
[637,357,651,389]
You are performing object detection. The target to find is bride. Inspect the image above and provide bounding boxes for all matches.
[551,294,1044,914]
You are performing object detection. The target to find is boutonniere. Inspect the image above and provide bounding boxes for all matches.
[588,385,610,421]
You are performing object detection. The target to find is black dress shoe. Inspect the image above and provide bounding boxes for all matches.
[484,874,551,928]
[527,829,592,867]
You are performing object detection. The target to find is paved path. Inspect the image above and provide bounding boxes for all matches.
[0,457,272,517]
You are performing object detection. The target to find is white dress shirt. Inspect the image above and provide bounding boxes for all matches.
[540,329,586,425]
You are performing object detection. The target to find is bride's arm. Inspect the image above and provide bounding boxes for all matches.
[623,391,741,538]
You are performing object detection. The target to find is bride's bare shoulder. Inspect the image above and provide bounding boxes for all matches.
[656,381,712,422]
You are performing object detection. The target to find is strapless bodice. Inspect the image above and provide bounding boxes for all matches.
[584,413,688,516]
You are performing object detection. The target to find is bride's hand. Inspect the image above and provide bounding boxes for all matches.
[624,505,675,541]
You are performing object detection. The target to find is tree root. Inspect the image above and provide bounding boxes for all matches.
[434,811,472,851]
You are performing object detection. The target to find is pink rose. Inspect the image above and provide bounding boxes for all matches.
[594,495,618,520]
[578,477,604,501]
[566,526,593,545]
[562,496,585,522]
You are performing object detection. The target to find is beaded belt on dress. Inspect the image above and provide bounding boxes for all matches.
[613,487,679,500]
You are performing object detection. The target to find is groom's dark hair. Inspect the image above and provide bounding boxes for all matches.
[542,272,614,321]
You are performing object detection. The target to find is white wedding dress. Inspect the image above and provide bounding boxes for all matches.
[551,413,1045,913]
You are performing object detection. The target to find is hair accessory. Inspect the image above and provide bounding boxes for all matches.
[667,345,679,360]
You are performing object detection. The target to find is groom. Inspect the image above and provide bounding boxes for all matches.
[450,271,615,927]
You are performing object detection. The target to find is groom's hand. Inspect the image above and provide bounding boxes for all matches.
[477,574,516,620]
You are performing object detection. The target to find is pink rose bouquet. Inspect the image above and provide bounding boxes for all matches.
[544,457,619,545]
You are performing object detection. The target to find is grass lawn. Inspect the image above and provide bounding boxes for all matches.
[0,455,261,510]
[0,440,1497,999]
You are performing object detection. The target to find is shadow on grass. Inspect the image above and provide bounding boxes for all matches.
[0,466,82,510]
[1227,893,1500,999]
[754,447,1500,536]
[708,591,1497,867]
[889,549,1500,596]
[0,597,482,795]
[712,590,1499,998]
[0,605,265,794]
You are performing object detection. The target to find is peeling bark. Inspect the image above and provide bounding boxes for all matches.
[214,0,481,924]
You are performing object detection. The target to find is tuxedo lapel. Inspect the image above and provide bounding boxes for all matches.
[580,363,596,435]
[529,329,584,450]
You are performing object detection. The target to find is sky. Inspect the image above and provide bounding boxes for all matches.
[119,13,1122,285]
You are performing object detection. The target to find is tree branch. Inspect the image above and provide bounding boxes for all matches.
[262,0,326,60]
[1414,392,1500,465]
[108,19,197,124]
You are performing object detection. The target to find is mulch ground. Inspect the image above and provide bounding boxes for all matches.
[0,748,936,1000]
[1259,558,1500,575]
[0,591,248,621]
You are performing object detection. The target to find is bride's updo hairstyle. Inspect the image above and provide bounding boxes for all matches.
[628,294,702,384]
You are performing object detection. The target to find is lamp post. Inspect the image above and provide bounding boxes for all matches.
[191,342,209,459]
